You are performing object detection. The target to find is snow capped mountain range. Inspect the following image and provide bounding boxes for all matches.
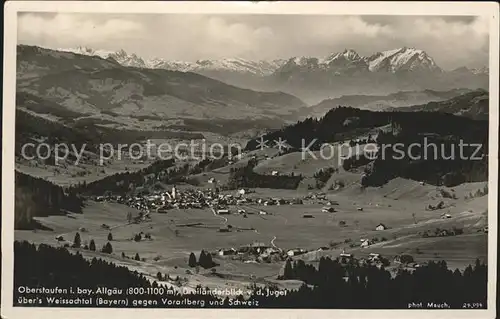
[282,47,443,74]
[58,46,487,77]
[58,46,286,75]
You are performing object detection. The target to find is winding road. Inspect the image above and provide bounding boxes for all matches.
[210,206,228,225]
[271,236,278,248]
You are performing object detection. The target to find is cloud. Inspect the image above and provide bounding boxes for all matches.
[402,16,489,68]
[18,13,144,46]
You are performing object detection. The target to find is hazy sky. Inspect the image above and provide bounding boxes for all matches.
[17,13,489,69]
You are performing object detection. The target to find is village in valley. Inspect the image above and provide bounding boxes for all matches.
[89,185,396,267]
[33,143,487,297]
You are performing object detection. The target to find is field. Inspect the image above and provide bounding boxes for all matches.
[16,173,488,291]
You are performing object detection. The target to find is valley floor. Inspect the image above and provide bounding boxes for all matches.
[15,179,488,292]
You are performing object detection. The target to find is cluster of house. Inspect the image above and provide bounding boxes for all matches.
[216,241,327,263]
[337,250,420,269]
[215,241,341,264]
[216,242,284,263]
[303,192,328,201]
[94,185,311,217]
[214,241,413,270]
[209,192,306,217]
[94,186,216,213]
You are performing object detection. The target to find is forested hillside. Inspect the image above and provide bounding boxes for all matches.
[246,106,488,187]
[15,171,84,229]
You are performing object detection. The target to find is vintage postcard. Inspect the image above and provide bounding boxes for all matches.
[2,1,498,319]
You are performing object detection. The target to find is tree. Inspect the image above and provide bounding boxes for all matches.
[283,259,293,279]
[198,250,214,269]
[135,253,141,261]
[157,272,163,281]
[102,242,113,254]
[89,239,96,251]
[72,232,81,248]
[107,233,113,241]
[204,252,214,269]
[101,242,113,254]
[188,252,197,267]
[199,250,207,268]
[412,213,417,224]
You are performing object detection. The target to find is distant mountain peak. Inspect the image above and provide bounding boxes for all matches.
[471,66,489,75]
[451,66,489,75]
[341,49,362,59]
[74,46,94,55]
[324,49,363,64]
[366,47,440,73]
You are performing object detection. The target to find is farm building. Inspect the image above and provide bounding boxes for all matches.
[302,214,314,218]
[394,254,414,264]
[264,247,281,255]
[271,171,279,176]
[407,262,421,269]
[218,248,237,256]
[361,239,372,248]
[248,242,269,254]
[218,226,231,233]
[217,209,230,215]
[340,250,351,257]
[287,248,307,257]
[259,210,268,215]
[339,250,353,264]
[375,223,387,231]
[322,207,336,213]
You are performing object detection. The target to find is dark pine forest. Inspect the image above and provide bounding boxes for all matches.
[14,241,487,309]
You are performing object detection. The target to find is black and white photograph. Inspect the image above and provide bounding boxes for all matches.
[2,1,498,318]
